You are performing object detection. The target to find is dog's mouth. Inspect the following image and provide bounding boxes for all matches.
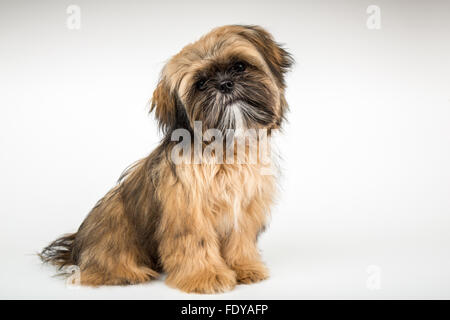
[224,99,245,109]
[199,94,275,132]
[223,101,248,131]
[225,99,275,130]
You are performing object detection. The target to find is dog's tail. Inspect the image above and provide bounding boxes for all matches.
[39,233,77,268]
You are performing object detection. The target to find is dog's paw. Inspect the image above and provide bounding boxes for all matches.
[233,262,269,284]
[168,267,236,294]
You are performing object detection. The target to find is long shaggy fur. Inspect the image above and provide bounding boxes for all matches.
[41,25,293,293]
[40,233,77,268]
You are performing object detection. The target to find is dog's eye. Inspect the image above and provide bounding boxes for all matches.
[195,79,207,91]
[232,61,247,73]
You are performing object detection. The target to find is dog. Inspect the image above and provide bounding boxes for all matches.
[40,25,293,293]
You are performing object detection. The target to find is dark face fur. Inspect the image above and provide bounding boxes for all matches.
[185,56,279,133]
[151,25,293,135]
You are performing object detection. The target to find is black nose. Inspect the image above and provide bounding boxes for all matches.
[218,80,234,93]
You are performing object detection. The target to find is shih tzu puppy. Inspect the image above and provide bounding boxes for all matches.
[40,25,293,293]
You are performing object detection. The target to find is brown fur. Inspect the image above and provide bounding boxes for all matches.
[40,25,293,293]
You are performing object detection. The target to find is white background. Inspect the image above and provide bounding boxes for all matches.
[1,0,449,299]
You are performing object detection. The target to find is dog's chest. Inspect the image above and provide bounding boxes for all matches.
[174,159,275,234]
[203,164,274,233]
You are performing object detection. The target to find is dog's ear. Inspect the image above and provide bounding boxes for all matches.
[239,25,294,88]
[150,77,177,132]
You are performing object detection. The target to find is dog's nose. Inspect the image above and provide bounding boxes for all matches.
[218,80,234,93]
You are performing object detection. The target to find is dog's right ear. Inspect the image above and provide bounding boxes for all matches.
[150,77,177,133]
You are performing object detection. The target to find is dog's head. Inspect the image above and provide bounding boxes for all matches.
[151,25,293,134]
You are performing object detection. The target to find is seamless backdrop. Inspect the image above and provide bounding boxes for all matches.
[1,0,450,299]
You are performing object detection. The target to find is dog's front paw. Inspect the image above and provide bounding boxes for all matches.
[233,262,269,284]
[167,267,236,294]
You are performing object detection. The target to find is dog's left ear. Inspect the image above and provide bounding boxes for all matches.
[239,25,294,88]
[150,77,178,133]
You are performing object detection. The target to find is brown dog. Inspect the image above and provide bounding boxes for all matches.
[41,25,293,293]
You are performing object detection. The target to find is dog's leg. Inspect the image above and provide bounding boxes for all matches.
[73,191,159,286]
[221,199,269,284]
[222,231,269,284]
[79,252,158,286]
[158,194,236,293]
